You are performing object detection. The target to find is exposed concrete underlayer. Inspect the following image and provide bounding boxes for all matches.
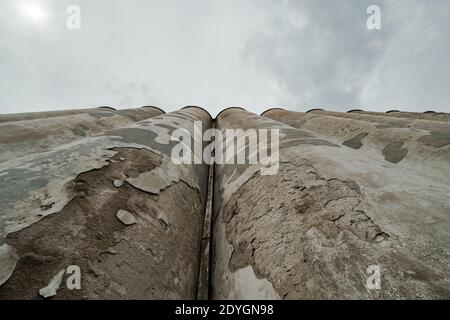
[0,106,449,300]
[0,107,211,299]
[212,108,450,299]
[0,107,111,123]
[355,110,450,123]
[262,109,450,167]
[0,107,164,163]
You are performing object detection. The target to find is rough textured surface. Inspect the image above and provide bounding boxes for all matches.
[39,269,65,298]
[356,110,450,123]
[382,142,408,164]
[223,162,390,299]
[0,107,163,163]
[0,107,110,123]
[343,133,369,150]
[0,148,203,299]
[116,209,137,226]
[212,108,450,299]
[263,109,450,169]
[1,106,449,300]
[0,244,18,287]
[0,107,212,299]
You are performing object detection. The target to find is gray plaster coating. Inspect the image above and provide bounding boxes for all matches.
[418,130,450,148]
[0,107,113,123]
[212,108,450,299]
[357,111,450,123]
[0,107,212,298]
[0,106,449,299]
[343,133,369,150]
[263,109,450,169]
[0,107,164,163]
[382,142,409,164]
[0,244,17,287]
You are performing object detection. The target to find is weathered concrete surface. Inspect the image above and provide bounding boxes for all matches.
[262,109,450,169]
[0,106,116,123]
[0,107,164,163]
[356,110,450,123]
[1,105,449,300]
[0,107,211,299]
[212,108,450,299]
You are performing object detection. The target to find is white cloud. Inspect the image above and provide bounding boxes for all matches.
[0,0,448,115]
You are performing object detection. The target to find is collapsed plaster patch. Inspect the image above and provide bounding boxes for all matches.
[116,210,137,226]
[0,244,18,287]
[282,138,339,148]
[0,126,173,245]
[343,133,369,150]
[88,112,115,119]
[221,161,390,298]
[126,157,200,195]
[227,266,281,299]
[418,130,450,148]
[39,269,65,298]
[72,128,86,137]
[113,180,124,188]
[382,142,408,164]
[0,137,119,241]
[0,147,204,299]
[211,207,280,300]
[114,113,201,147]
[0,109,164,163]
[217,165,261,212]
[0,108,211,298]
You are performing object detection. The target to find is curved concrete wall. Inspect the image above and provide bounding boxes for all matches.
[0,106,449,300]
[356,110,450,122]
[0,107,116,123]
[212,108,450,299]
[0,107,212,299]
[263,109,450,171]
[0,107,164,163]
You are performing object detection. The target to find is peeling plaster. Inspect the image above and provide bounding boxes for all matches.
[0,244,18,287]
[126,157,200,195]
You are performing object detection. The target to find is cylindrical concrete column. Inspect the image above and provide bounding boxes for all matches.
[212,108,450,299]
[355,110,450,123]
[0,106,116,123]
[262,108,450,169]
[0,107,165,163]
[0,107,212,299]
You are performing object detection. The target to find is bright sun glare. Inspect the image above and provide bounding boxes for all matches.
[19,2,48,22]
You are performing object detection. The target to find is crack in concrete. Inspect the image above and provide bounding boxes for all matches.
[221,160,390,298]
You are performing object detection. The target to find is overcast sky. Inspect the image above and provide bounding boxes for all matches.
[1,0,449,116]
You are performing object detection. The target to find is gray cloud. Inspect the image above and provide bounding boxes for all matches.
[0,0,449,116]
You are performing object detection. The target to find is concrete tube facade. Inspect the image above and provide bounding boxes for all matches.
[212,108,450,299]
[0,107,212,299]
[356,110,450,122]
[0,105,449,300]
[262,109,450,171]
[0,107,117,123]
[0,107,164,163]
